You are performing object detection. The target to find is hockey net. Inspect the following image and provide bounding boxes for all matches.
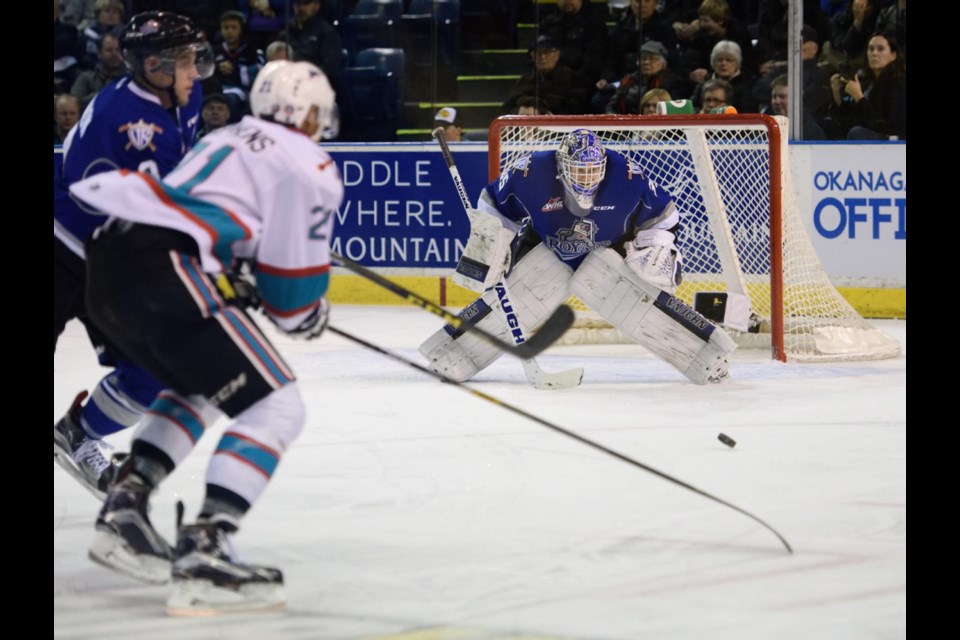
[488,114,900,362]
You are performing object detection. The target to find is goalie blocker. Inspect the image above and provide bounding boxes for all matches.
[422,244,735,385]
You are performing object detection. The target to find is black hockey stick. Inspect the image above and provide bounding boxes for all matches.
[432,127,475,214]
[330,251,574,360]
[433,128,584,389]
[327,324,793,554]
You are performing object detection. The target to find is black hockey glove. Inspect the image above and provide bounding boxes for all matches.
[214,271,262,310]
[281,298,330,341]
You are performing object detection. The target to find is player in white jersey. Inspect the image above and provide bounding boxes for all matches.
[68,61,343,616]
[420,129,736,385]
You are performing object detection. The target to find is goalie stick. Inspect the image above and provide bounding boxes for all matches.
[433,127,584,389]
[327,324,793,554]
[493,280,584,389]
[331,251,574,360]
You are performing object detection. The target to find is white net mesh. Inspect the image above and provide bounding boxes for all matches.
[489,114,900,362]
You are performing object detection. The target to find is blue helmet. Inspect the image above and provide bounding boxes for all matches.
[557,129,607,209]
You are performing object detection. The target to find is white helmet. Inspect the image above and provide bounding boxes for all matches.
[250,60,338,141]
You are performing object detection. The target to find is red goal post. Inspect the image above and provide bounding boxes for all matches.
[487,114,900,363]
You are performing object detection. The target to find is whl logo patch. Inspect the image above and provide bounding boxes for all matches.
[541,196,563,212]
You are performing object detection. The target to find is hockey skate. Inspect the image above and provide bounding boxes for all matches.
[54,391,125,500]
[88,471,173,585]
[166,521,285,617]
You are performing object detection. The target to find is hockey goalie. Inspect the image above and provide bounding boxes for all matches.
[420,128,736,384]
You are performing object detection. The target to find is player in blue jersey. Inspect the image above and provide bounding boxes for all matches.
[54,11,214,499]
[421,128,736,385]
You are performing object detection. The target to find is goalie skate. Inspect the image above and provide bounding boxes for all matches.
[54,390,125,500]
[166,523,285,617]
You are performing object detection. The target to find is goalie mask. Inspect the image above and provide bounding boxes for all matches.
[250,60,339,141]
[557,129,607,212]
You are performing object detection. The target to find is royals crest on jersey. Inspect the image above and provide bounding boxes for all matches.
[120,119,164,152]
[546,218,605,260]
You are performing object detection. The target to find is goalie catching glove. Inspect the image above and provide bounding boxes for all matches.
[624,228,682,294]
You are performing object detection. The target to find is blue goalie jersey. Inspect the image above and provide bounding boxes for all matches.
[482,150,679,270]
[53,76,202,257]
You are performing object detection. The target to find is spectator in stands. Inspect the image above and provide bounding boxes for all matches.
[538,0,607,91]
[61,0,98,30]
[640,88,673,114]
[128,1,234,41]
[763,74,826,139]
[197,93,231,139]
[213,10,265,123]
[753,24,831,119]
[820,0,847,18]
[70,32,125,113]
[875,0,905,60]
[678,0,757,87]
[691,40,758,113]
[665,0,705,44]
[829,0,879,67]
[433,107,463,142]
[605,41,690,115]
[502,35,590,116]
[755,1,826,71]
[55,0,83,95]
[265,40,294,62]
[238,1,290,51]
[78,0,124,70]
[755,0,829,76]
[697,77,734,112]
[596,0,680,105]
[278,0,343,93]
[827,30,906,140]
[516,96,552,117]
[54,94,81,144]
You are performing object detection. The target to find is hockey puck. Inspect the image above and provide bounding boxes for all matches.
[718,433,736,448]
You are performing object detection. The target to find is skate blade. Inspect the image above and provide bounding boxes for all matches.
[54,446,107,501]
[166,579,286,617]
[88,530,171,585]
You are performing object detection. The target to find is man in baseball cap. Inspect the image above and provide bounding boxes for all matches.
[433,106,463,142]
[529,34,560,54]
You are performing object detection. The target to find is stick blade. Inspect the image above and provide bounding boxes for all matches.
[513,304,575,359]
[523,360,584,390]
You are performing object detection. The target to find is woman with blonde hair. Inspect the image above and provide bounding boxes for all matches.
[640,88,672,114]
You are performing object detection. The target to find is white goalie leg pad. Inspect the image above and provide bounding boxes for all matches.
[452,208,520,292]
[418,292,506,382]
[571,248,736,384]
[501,243,574,324]
[420,244,573,381]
